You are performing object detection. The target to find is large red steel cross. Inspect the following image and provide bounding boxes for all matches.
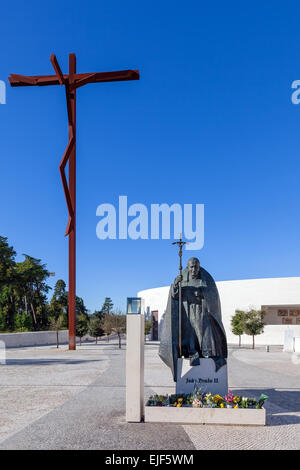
[9,53,139,349]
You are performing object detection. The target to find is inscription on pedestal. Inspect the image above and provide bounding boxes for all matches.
[176,358,228,396]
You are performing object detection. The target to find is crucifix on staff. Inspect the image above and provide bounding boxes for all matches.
[9,53,140,349]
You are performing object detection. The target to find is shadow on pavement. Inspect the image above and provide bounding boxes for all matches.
[3,358,102,366]
[232,387,300,426]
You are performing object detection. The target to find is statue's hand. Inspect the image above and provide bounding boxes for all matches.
[174,274,183,286]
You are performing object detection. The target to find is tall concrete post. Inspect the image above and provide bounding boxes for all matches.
[126,313,144,422]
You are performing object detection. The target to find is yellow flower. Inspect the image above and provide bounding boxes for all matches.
[178,398,183,402]
[214,394,223,403]
[234,405,239,409]
[177,404,182,407]
[173,402,177,407]
[233,396,240,404]
[220,403,225,408]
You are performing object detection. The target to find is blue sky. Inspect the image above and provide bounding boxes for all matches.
[1,1,300,313]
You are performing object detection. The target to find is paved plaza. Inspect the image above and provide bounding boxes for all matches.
[0,339,299,450]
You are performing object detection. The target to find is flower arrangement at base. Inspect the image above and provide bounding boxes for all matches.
[146,391,268,409]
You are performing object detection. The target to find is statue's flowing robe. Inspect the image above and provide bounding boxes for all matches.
[159,266,228,381]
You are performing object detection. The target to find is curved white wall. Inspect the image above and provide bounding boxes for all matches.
[138,277,300,346]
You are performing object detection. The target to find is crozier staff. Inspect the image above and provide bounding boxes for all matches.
[171,234,187,357]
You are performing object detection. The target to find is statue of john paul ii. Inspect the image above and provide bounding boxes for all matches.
[159,257,228,382]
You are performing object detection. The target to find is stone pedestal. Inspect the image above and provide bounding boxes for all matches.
[176,358,228,396]
[126,314,144,422]
[144,406,265,426]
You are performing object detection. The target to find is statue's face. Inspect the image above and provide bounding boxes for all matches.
[188,259,200,279]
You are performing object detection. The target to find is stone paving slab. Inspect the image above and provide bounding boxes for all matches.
[0,340,194,450]
[0,341,299,449]
[0,342,110,442]
[183,347,300,450]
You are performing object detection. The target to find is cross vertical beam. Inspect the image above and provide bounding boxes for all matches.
[68,53,76,350]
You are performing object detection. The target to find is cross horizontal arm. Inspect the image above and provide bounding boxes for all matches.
[9,70,139,87]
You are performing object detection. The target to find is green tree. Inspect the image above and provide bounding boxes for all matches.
[49,314,65,348]
[231,310,246,347]
[14,312,33,331]
[0,237,17,330]
[62,293,89,327]
[88,316,104,344]
[101,297,114,315]
[101,314,113,342]
[0,310,5,331]
[0,286,17,330]
[52,280,68,309]
[75,296,89,317]
[15,255,50,330]
[0,236,16,290]
[244,308,265,349]
[93,309,105,321]
[98,298,114,341]
[49,280,68,329]
[102,311,126,349]
[76,314,89,345]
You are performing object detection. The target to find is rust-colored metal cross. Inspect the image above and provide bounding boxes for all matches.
[9,53,139,350]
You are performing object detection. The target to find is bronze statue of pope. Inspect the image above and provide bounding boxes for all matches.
[159,257,228,381]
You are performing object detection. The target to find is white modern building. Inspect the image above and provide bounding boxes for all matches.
[138,277,300,347]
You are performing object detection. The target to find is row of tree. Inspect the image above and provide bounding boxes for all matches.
[231,308,265,349]
[0,236,55,331]
[74,304,126,349]
[0,237,126,347]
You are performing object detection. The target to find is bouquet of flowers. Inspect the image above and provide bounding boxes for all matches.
[190,386,204,407]
[213,394,225,407]
[224,390,235,408]
[204,392,215,407]
[192,398,203,408]
[257,394,268,409]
